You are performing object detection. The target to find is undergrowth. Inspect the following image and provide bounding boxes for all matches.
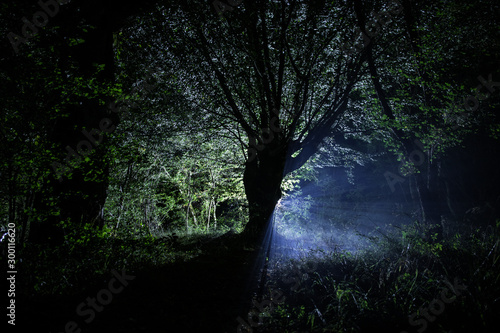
[11,219,500,333]
[16,226,193,297]
[254,220,500,333]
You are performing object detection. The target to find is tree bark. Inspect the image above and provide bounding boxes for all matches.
[28,4,116,244]
[241,144,287,243]
[354,0,444,240]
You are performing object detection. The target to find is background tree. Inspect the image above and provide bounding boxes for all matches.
[354,0,500,238]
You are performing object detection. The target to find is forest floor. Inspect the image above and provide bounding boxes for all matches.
[17,234,262,332]
[13,223,500,333]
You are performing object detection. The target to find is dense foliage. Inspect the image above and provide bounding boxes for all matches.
[1,0,499,332]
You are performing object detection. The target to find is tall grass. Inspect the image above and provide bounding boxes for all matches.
[257,220,500,332]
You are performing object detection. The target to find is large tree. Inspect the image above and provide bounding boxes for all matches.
[138,0,390,241]
[4,0,498,246]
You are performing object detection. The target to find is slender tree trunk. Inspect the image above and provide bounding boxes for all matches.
[190,203,198,227]
[206,199,212,231]
[116,162,134,230]
[414,158,444,239]
[186,182,191,233]
[213,198,217,230]
[352,0,444,241]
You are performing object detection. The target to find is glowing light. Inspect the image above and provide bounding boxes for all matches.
[245,160,415,303]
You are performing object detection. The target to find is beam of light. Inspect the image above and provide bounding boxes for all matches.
[268,192,364,263]
[241,161,416,316]
[239,210,277,312]
[265,168,416,265]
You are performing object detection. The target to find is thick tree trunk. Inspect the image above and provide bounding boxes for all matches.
[29,101,112,244]
[241,145,287,243]
[29,9,115,244]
